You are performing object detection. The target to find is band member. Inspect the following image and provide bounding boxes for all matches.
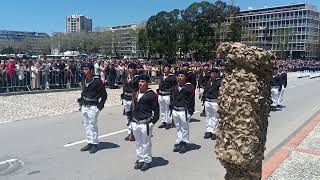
[130,74,159,171]
[121,63,139,141]
[202,68,222,140]
[170,70,195,154]
[157,64,177,129]
[198,64,211,117]
[78,63,107,154]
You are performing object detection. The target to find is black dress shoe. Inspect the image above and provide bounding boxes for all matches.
[200,111,206,117]
[124,135,129,141]
[158,122,167,128]
[173,142,181,152]
[179,142,187,154]
[204,132,213,139]
[128,133,135,141]
[140,163,151,171]
[80,144,92,151]
[89,144,99,154]
[134,162,144,170]
[211,134,217,140]
[125,133,135,141]
[165,123,172,129]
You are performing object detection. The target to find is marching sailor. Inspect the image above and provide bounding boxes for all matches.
[170,70,195,154]
[271,68,282,111]
[198,64,211,117]
[78,63,107,154]
[157,64,177,129]
[202,68,222,140]
[130,74,159,171]
[277,65,287,108]
[122,63,139,141]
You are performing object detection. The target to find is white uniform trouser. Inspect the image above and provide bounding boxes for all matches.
[310,71,315,78]
[277,86,285,106]
[199,88,204,111]
[172,110,191,143]
[158,95,172,124]
[204,101,219,133]
[271,87,280,106]
[132,122,153,163]
[123,99,133,134]
[199,88,204,99]
[305,70,310,77]
[81,105,100,144]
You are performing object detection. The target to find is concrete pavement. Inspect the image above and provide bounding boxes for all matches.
[0,74,320,180]
[263,110,320,180]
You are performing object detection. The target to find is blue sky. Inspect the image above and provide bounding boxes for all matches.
[0,0,319,34]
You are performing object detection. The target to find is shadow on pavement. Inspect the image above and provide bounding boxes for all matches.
[187,143,201,152]
[151,157,169,168]
[189,118,201,123]
[99,142,120,151]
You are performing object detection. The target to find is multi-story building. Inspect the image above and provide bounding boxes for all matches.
[66,14,92,33]
[0,30,49,52]
[236,3,320,59]
[102,23,145,58]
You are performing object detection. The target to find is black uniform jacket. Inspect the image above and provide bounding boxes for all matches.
[171,83,195,115]
[122,73,139,100]
[280,72,287,88]
[272,74,282,91]
[131,89,160,124]
[198,71,210,89]
[187,71,197,88]
[203,78,222,100]
[81,76,107,110]
[158,73,177,95]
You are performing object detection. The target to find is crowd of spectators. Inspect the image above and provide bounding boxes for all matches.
[0,57,319,93]
[0,58,162,93]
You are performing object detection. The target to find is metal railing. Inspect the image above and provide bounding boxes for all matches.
[0,70,83,93]
[0,69,161,93]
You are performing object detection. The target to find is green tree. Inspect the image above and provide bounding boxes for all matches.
[1,46,15,54]
[272,28,294,59]
[176,19,193,58]
[182,1,217,59]
[227,18,243,42]
[137,28,149,58]
[143,0,241,59]
[146,9,180,58]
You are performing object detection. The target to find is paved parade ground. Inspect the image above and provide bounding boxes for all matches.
[0,73,320,180]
